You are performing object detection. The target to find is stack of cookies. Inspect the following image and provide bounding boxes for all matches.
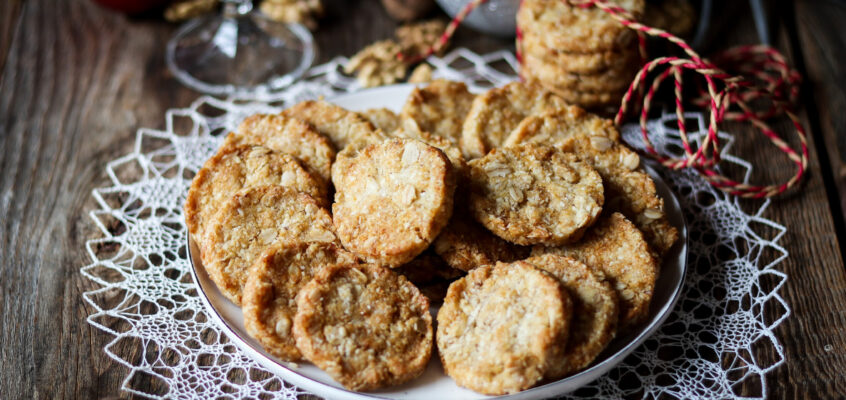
[517,0,645,110]
[184,79,679,395]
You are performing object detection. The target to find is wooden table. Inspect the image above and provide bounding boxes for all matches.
[2,0,845,398]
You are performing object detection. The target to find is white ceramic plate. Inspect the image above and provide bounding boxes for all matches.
[188,84,688,400]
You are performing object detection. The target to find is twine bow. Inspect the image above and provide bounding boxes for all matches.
[401,0,808,198]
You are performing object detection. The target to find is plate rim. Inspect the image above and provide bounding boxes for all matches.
[186,84,689,400]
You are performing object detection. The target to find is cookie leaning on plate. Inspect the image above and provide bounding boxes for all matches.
[282,99,388,150]
[332,138,455,266]
[227,113,336,184]
[523,253,619,378]
[184,144,328,256]
[437,261,573,395]
[534,212,658,330]
[400,79,475,145]
[467,144,604,246]
[460,81,568,159]
[294,263,433,391]
[242,242,357,361]
[203,185,338,305]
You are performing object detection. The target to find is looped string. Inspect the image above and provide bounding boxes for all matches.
[400,0,809,198]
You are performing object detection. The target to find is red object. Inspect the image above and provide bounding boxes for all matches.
[92,0,171,14]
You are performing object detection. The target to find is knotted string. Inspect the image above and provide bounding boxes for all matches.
[400,0,808,198]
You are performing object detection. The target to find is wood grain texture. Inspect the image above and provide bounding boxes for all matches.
[0,0,844,399]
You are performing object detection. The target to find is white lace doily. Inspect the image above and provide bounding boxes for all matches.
[81,49,788,399]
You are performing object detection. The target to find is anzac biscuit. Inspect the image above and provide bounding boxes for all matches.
[522,51,636,93]
[332,138,455,266]
[395,250,464,302]
[433,211,530,272]
[517,0,644,53]
[227,113,336,184]
[400,79,475,144]
[533,212,657,330]
[504,107,621,147]
[523,253,618,377]
[467,145,604,246]
[359,107,400,133]
[293,263,433,391]
[242,242,357,361]
[184,144,328,252]
[460,81,567,159]
[204,186,338,305]
[282,100,386,150]
[391,118,467,174]
[559,134,678,255]
[525,78,623,109]
[520,30,638,74]
[437,261,572,395]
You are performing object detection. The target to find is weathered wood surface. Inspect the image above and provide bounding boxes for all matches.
[0,0,844,398]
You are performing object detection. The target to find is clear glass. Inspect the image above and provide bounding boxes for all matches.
[166,0,315,98]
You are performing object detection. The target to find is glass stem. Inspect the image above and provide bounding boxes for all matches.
[222,0,253,18]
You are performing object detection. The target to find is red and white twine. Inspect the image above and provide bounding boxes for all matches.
[401,0,809,198]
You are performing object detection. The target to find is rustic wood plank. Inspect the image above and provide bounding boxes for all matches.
[700,1,846,398]
[794,0,846,243]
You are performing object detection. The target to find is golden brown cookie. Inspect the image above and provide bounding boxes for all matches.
[521,51,637,93]
[293,263,433,391]
[520,30,638,74]
[391,118,467,174]
[432,211,530,272]
[467,145,604,246]
[460,81,568,159]
[184,144,328,254]
[332,138,455,266]
[400,79,475,144]
[533,212,657,330]
[437,261,572,395]
[504,107,621,147]
[517,0,645,53]
[226,113,336,184]
[281,100,386,150]
[203,186,338,305]
[522,253,618,377]
[558,134,678,256]
[242,242,357,361]
[359,107,400,133]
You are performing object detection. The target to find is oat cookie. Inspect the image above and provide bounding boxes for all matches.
[525,77,623,108]
[523,253,618,377]
[184,144,328,252]
[400,79,475,144]
[293,264,433,391]
[522,51,636,93]
[460,81,567,159]
[395,250,464,302]
[391,118,467,174]
[203,186,338,305]
[517,0,644,53]
[533,212,657,330]
[433,211,530,272]
[242,242,356,361]
[359,107,400,133]
[521,30,637,74]
[226,113,336,184]
[282,100,386,150]
[504,107,621,147]
[437,261,572,395]
[332,138,455,266]
[467,145,604,246]
[558,134,678,255]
